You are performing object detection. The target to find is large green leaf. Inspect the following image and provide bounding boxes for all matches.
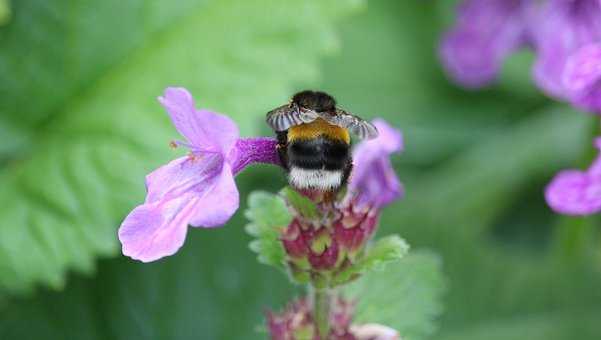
[0,172,300,340]
[0,0,9,26]
[0,0,364,294]
[343,251,445,340]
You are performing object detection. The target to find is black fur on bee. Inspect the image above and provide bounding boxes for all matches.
[267,90,377,192]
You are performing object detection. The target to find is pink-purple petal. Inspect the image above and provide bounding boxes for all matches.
[440,0,529,87]
[531,0,601,100]
[189,163,240,228]
[350,119,404,208]
[120,87,286,262]
[546,137,601,215]
[563,43,601,112]
[119,195,197,262]
[589,137,601,175]
[545,170,601,215]
[145,154,223,204]
[229,137,281,174]
[351,119,403,183]
[159,87,239,153]
[120,162,238,261]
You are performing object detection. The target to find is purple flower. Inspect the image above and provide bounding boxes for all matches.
[439,0,532,87]
[279,119,404,285]
[563,43,601,111]
[266,297,356,340]
[532,0,601,99]
[119,87,279,262]
[545,137,601,215]
[266,296,399,340]
[440,0,601,113]
[349,119,404,208]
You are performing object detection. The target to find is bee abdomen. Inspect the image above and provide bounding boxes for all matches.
[286,136,351,191]
[288,137,349,170]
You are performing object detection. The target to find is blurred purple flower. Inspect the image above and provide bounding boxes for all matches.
[532,0,601,99]
[439,0,532,87]
[441,0,601,113]
[119,87,279,262]
[563,43,601,112]
[266,297,357,340]
[350,119,404,208]
[266,297,400,340]
[545,137,601,215]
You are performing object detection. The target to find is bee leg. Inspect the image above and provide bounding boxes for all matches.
[276,143,289,170]
[276,131,289,170]
[341,159,353,188]
[323,190,335,204]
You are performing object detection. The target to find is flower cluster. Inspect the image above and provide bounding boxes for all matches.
[266,297,399,340]
[441,0,601,216]
[119,88,404,263]
[266,297,354,340]
[441,0,601,113]
[118,87,406,339]
[118,88,280,262]
[281,120,403,288]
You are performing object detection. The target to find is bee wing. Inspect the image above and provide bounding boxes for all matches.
[319,109,379,140]
[266,104,318,131]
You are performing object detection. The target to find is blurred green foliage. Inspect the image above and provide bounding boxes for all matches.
[344,251,444,340]
[1,0,601,339]
[0,0,9,26]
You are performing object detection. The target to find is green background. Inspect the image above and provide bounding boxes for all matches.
[1,0,601,339]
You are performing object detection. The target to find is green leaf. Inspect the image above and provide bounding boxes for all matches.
[280,186,318,219]
[0,0,9,26]
[0,174,301,340]
[334,235,409,285]
[245,191,292,269]
[343,251,446,340]
[0,0,363,294]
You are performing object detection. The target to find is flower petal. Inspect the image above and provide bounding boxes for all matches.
[119,195,197,262]
[158,87,239,153]
[189,162,240,228]
[229,137,281,174]
[350,119,404,208]
[440,0,529,87]
[145,154,223,204]
[532,0,601,99]
[563,43,601,113]
[121,153,242,261]
[589,137,601,175]
[545,170,601,216]
[546,137,601,216]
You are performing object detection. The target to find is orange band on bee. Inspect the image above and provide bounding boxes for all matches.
[287,118,350,144]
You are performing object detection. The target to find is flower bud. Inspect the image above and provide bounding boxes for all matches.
[266,297,356,340]
[279,197,379,287]
[333,201,378,255]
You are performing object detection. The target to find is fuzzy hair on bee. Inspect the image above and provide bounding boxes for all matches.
[266,90,378,193]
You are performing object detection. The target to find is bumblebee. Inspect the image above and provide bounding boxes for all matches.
[266,90,378,192]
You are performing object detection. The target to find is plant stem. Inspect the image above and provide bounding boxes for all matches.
[311,286,331,339]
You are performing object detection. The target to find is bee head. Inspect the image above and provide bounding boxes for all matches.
[292,90,336,113]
